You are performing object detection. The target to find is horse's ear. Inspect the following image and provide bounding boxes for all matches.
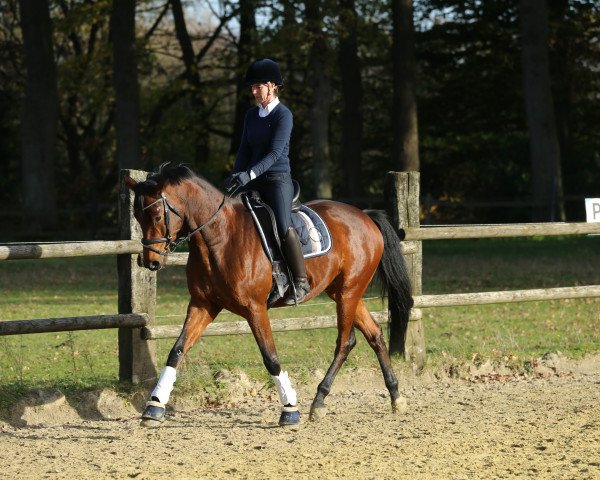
[124,175,137,191]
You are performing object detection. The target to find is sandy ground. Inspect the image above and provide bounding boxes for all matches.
[1,356,599,480]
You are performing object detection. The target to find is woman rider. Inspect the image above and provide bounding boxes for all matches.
[224,58,310,305]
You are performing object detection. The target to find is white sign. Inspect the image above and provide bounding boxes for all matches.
[585,198,600,222]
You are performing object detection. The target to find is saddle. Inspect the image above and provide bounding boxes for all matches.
[240,181,332,306]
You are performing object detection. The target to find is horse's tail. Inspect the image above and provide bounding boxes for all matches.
[366,210,414,334]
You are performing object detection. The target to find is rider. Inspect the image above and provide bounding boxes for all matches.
[225,58,310,305]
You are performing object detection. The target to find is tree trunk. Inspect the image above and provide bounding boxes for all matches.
[110,0,140,170]
[170,0,209,165]
[280,0,303,172]
[338,0,363,200]
[19,0,59,232]
[519,0,564,221]
[391,0,420,172]
[548,0,570,222]
[305,0,333,198]
[229,0,256,158]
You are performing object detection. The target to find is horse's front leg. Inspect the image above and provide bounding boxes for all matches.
[247,306,301,427]
[141,300,220,427]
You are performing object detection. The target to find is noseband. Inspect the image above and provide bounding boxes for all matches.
[139,193,225,256]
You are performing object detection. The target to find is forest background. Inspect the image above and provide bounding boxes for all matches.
[1,0,599,240]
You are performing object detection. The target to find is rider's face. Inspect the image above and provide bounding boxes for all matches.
[251,82,274,107]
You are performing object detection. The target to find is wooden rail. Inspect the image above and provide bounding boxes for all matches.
[404,222,600,240]
[143,309,423,340]
[142,284,600,340]
[414,286,600,308]
[0,240,140,261]
[163,241,421,266]
[0,313,148,336]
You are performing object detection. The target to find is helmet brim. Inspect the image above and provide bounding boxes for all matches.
[244,79,284,87]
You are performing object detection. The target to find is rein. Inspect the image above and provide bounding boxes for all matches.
[140,193,226,256]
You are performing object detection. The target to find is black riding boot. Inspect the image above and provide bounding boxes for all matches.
[281,227,311,305]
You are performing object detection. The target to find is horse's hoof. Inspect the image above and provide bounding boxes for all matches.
[309,402,327,422]
[278,405,301,427]
[392,396,408,414]
[140,417,164,428]
[140,400,166,427]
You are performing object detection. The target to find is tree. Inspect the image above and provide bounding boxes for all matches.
[338,0,363,199]
[0,1,24,213]
[519,0,564,221]
[18,0,59,232]
[4,0,600,236]
[53,1,115,237]
[170,0,210,165]
[547,1,600,212]
[229,0,257,158]
[305,0,333,198]
[110,0,140,171]
[391,0,419,172]
[415,1,530,222]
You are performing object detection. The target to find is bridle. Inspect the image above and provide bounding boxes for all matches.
[139,192,226,256]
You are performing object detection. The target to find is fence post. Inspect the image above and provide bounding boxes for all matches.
[118,169,158,384]
[384,171,425,371]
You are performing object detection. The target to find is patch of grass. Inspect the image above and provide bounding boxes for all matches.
[423,236,600,292]
[424,299,599,360]
[421,236,600,369]
[0,236,599,411]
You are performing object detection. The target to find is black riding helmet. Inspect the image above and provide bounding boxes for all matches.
[244,58,284,86]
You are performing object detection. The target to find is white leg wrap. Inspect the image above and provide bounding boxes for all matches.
[272,371,297,406]
[151,366,177,405]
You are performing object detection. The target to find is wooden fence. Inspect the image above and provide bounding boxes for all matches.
[1,170,599,383]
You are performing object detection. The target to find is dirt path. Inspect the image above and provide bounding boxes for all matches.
[1,358,599,480]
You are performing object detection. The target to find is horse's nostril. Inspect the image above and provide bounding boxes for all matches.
[148,261,161,271]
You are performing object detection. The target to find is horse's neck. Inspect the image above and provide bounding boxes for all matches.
[184,180,230,250]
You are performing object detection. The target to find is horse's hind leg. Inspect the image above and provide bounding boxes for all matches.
[354,299,407,414]
[141,300,220,427]
[309,297,358,421]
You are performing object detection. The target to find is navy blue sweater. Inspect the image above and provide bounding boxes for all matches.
[234,103,293,177]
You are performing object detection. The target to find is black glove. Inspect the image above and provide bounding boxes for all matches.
[224,171,251,194]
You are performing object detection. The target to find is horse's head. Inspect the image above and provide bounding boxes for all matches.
[124,175,186,271]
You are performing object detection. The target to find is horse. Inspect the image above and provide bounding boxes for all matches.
[124,163,413,427]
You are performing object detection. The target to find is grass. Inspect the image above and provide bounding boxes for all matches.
[421,236,600,368]
[0,236,599,411]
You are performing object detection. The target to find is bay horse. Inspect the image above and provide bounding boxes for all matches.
[124,163,413,427]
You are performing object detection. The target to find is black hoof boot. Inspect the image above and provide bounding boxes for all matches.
[140,400,166,427]
[278,405,301,426]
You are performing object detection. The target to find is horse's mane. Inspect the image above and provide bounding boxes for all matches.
[133,163,221,216]
[134,162,203,195]
[147,162,197,186]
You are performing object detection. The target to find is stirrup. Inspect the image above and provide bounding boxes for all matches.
[283,279,310,306]
[267,287,285,307]
[267,266,289,307]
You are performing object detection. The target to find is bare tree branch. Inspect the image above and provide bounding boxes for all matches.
[144,1,170,40]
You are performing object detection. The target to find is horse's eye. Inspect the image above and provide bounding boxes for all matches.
[155,215,162,222]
